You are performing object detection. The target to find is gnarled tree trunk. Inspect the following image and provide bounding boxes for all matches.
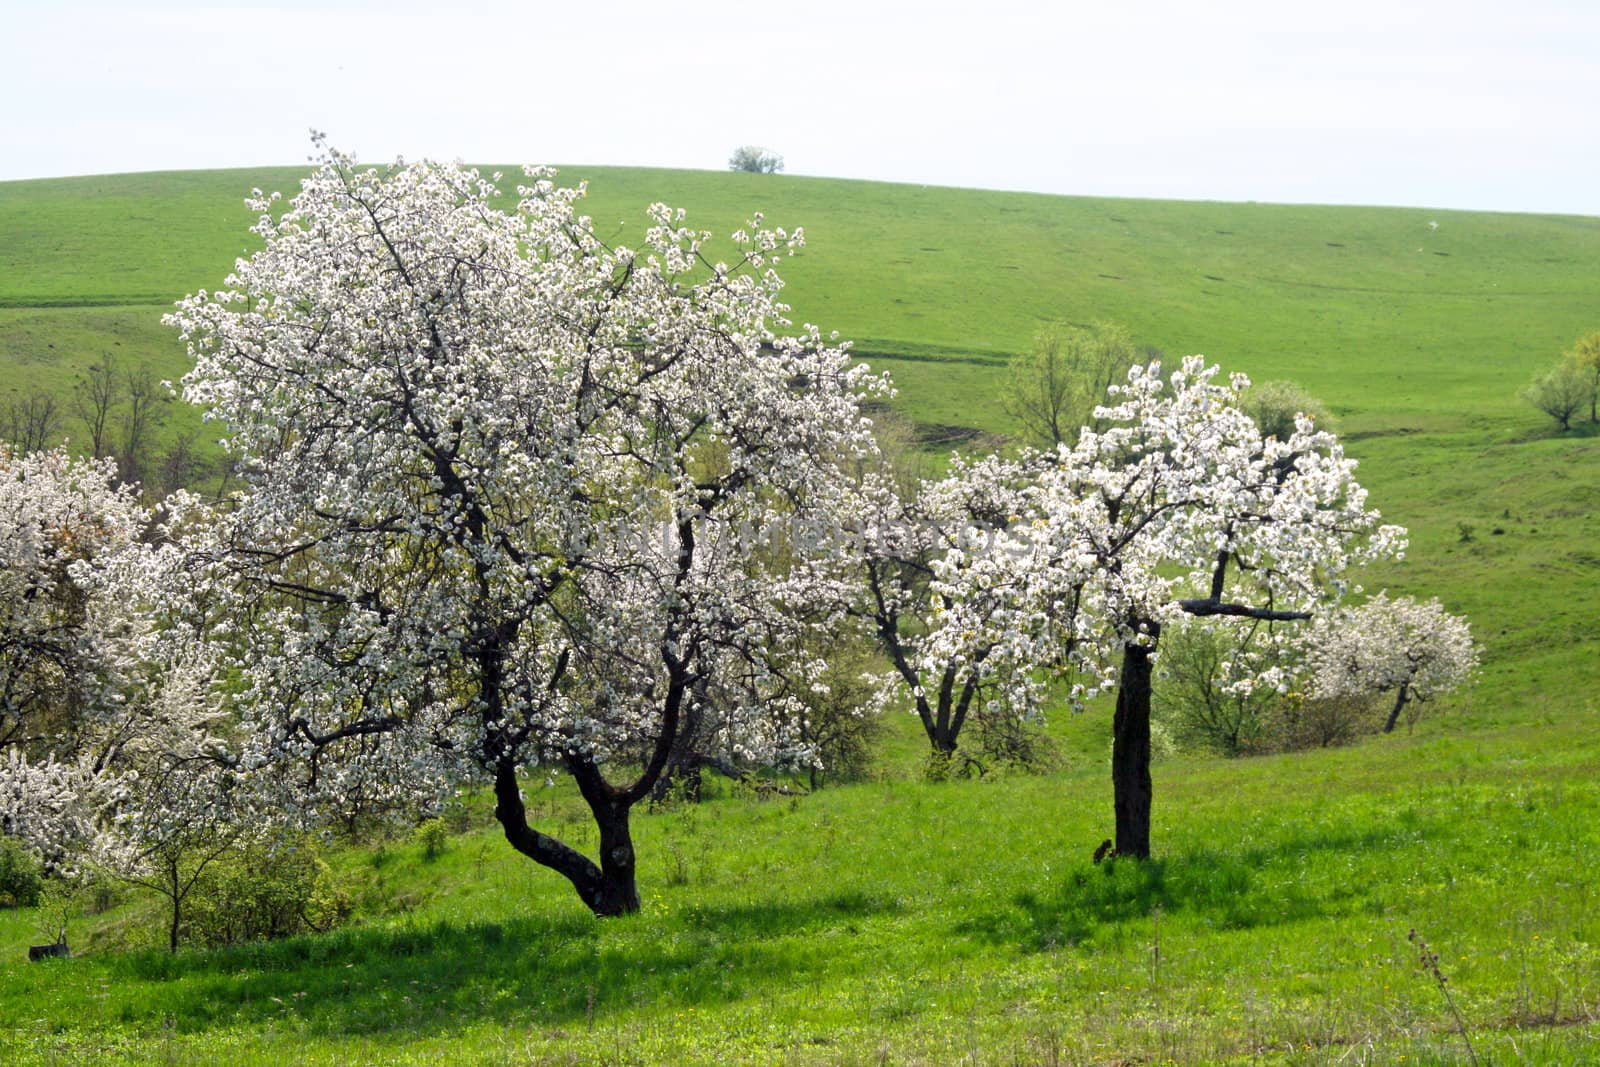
[488,648,687,917]
[493,759,643,917]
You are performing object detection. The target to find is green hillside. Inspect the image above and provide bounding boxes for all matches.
[4,165,1597,432]
[2,166,1599,1064]
[3,164,1596,711]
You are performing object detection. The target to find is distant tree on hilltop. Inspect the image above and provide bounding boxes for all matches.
[728,146,784,174]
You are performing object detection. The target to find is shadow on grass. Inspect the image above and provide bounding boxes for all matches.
[93,889,901,1039]
[959,826,1421,951]
[1505,420,1600,445]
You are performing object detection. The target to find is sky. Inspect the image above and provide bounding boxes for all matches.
[3,0,1598,215]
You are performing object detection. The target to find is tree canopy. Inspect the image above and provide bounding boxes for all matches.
[168,144,881,914]
[926,358,1407,854]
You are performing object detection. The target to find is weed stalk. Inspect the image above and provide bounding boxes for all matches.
[1407,927,1479,1066]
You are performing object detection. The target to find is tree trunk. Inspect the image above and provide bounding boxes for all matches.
[166,858,183,954]
[590,799,641,916]
[493,760,641,917]
[1383,682,1411,734]
[921,666,979,759]
[482,592,686,917]
[1112,630,1159,859]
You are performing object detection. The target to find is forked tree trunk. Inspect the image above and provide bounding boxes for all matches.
[483,521,692,917]
[871,583,979,761]
[493,760,642,917]
[922,666,978,758]
[1111,630,1159,859]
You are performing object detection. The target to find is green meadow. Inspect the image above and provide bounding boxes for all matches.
[1,165,1598,1064]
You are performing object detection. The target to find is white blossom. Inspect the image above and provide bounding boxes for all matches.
[926,356,1410,720]
[1305,592,1478,731]
[0,446,220,872]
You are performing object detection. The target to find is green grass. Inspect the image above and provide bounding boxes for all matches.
[3,711,1598,1064]
[4,165,1596,454]
[2,164,1599,1063]
[5,166,1597,411]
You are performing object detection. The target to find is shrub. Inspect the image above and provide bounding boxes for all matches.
[1271,691,1381,750]
[965,707,1060,777]
[1153,626,1278,756]
[34,880,75,947]
[921,713,1060,781]
[185,838,350,947]
[1243,380,1333,441]
[791,644,886,788]
[413,817,449,861]
[1567,330,1600,423]
[1000,321,1138,448]
[0,836,44,907]
[1522,359,1591,431]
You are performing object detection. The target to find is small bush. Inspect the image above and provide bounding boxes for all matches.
[185,838,350,947]
[920,749,971,783]
[793,644,886,788]
[441,798,479,834]
[1271,692,1381,750]
[1154,626,1278,756]
[966,708,1060,777]
[1243,380,1333,441]
[1001,320,1138,448]
[0,836,44,907]
[413,818,449,861]
[84,874,122,915]
[34,880,75,946]
[1522,359,1591,431]
[921,713,1060,782]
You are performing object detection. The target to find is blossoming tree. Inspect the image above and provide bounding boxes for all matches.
[1305,592,1477,733]
[818,453,1041,761]
[169,144,881,916]
[0,445,220,878]
[929,359,1408,857]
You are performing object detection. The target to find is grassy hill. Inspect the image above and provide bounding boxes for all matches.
[2,166,1599,1064]
[5,165,1598,432]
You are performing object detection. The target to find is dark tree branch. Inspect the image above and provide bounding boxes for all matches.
[1176,598,1311,622]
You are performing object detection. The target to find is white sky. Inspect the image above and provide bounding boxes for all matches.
[3,0,1598,214]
